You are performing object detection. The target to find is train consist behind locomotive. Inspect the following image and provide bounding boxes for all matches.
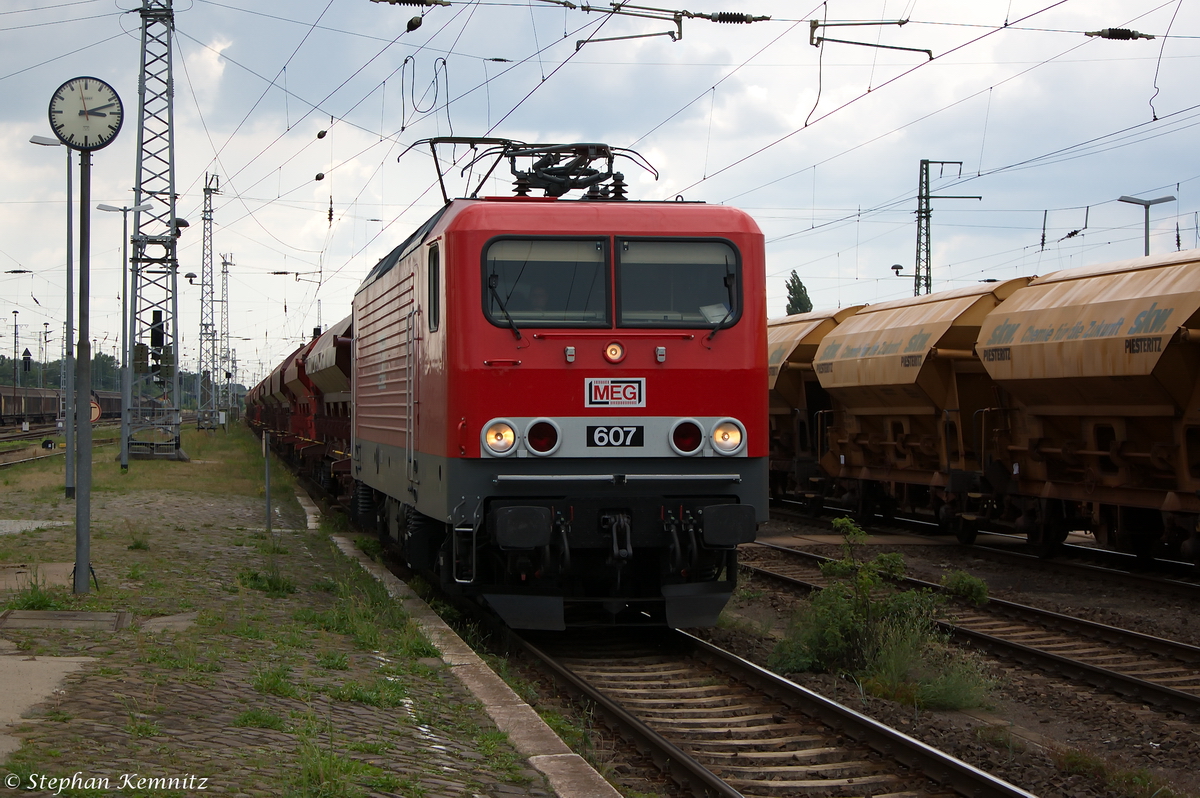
[0,386,121,426]
[769,249,1200,564]
[248,141,768,629]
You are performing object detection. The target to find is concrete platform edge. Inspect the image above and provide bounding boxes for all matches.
[327,532,621,798]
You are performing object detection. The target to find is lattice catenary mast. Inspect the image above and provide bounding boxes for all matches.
[128,0,186,459]
[198,174,219,429]
[913,159,980,296]
[219,254,233,423]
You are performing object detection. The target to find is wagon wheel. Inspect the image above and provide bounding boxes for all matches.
[1030,499,1067,558]
[954,516,978,546]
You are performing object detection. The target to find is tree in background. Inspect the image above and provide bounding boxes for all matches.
[785,270,813,315]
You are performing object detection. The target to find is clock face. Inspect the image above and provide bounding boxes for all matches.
[48,77,124,151]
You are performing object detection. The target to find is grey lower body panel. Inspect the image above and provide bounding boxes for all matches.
[355,440,766,629]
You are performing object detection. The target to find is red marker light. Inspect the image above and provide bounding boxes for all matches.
[526,421,559,454]
[671,420,703,454]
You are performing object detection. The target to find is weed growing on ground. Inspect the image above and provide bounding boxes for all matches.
[317,651,350,670]
[322,677,408,708]
[238,568,296,597]
[347,740,389,755]
[251,664,300,698]
[233,708,286,731]
[768,516,994,711]
[1050,745,1183,798]
[230,621,265,640]
[125,715,162,739]
[940,569,989,605]
[355,537,384,562]
[4,572,70,611]
[291,739,374,796]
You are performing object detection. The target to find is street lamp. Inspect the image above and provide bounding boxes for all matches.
[30,134,75,498]
[1118,194,1175,257]
[97,201,153,471]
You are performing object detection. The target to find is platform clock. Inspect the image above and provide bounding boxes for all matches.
[48,76,123,151]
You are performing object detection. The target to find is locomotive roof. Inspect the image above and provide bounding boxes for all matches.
[357,196,759,292]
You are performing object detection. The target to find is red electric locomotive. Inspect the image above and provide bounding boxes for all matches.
[351,141,768,629]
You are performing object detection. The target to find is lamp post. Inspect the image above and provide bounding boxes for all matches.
[1118,194,1175,257]
[98,201,153,471]
[30,134,75,498]
[10,309,16,394]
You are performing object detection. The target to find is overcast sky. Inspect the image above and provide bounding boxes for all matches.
[1,0,1196,384]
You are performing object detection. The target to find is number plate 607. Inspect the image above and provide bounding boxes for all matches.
[586,425,645,447]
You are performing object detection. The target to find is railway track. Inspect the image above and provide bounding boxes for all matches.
[769,500,1200,600]
[518,628,1033,798]
[0,438,119,469]
[742,542,1200,716]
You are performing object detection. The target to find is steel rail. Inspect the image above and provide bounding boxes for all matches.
[519,628,1036,798]
[680,630,1037,798]
[513,633,743,798]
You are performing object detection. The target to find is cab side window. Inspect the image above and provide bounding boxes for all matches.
[428,243,440,333]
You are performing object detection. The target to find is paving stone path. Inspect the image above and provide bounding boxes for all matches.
[0,481,556,797]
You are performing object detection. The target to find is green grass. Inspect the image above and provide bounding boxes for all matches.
[940,569,989,605]
[251,664,300,698]
[4,573,70,611]
[317,651,350,670]
[233,708,287,731]
[1050,745,1184,798]
[322,677,407,708]
[238,567,296,597]
[126,716,162,739]
[292,740,377,798]
[769,517,994,711]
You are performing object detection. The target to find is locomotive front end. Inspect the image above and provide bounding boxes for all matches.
[456,204,767,629]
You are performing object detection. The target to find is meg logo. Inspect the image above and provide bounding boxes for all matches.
[585,378,645,408]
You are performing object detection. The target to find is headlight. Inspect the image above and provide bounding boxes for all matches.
[603,341,625,363]
[669,419,703,456]
[483,420,517,455]
[710,419,745,455]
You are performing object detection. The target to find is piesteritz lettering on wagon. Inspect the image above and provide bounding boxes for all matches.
[585,378,645,408]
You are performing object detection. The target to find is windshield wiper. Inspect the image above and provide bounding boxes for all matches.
[705,270,736,341]
[488,274,523,340]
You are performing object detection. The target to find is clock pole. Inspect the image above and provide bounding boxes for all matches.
[74,149,92,595]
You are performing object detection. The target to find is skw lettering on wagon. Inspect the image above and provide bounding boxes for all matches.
[1127,302,1174,335]
[585,378,646,408]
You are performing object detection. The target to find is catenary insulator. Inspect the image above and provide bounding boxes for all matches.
[1085,28,1154,40]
